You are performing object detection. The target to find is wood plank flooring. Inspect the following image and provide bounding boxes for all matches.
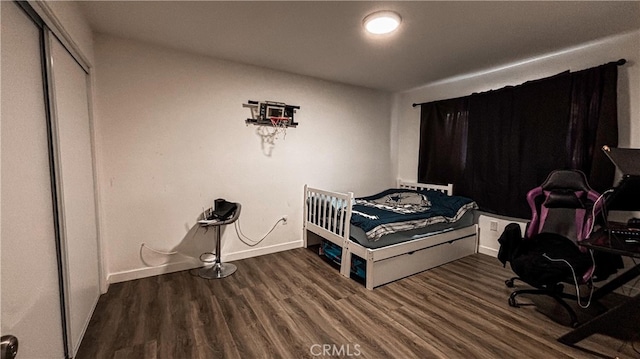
[76,249,639,358]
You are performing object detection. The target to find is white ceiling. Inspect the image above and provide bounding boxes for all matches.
[78,1,640,92]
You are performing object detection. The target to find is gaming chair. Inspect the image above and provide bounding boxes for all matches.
[498,170,603,327]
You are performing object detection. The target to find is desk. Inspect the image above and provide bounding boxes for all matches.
[558,229,640,346]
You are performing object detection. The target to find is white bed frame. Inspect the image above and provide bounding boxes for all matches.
[303,179,478,289]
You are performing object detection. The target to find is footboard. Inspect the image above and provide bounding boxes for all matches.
[303,185,354,277]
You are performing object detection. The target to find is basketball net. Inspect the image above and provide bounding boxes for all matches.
[255,117,289,156]
[271,117,289,139]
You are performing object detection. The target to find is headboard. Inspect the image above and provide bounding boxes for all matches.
[396,179,453,196]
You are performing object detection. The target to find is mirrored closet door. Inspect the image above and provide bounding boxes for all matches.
[1,1,101,358]
[48,30,101,358]
[1,1,66,357]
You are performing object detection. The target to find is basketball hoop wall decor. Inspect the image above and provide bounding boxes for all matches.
[243,100,300,156]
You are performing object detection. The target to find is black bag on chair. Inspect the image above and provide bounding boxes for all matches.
[212,198,238,220]
[510,232,593,288]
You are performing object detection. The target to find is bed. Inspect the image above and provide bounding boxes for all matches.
[303,180,478,289]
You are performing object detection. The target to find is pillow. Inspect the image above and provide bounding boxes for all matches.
[372,192,429,206]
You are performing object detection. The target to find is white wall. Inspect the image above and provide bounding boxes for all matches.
[92,34,393,283]
[392,30,640,255]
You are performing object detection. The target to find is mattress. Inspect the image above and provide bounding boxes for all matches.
[349,209,475,249]
[351,188,477,241]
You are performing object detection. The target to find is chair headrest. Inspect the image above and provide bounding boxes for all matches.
[540,170,592,193]
[543,191,585,209]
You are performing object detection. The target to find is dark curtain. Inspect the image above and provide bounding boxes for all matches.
[417,97,469,188]
[567,63,619,192]
[418,63,619,218]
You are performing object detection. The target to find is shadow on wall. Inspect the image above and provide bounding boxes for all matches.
[137,203,286,273]
[255,124,289,157]
[137,212,227,268]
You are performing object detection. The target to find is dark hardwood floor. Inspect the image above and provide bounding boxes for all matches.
[77,248,639,358]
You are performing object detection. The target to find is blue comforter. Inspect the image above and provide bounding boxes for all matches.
[351,188,477,241]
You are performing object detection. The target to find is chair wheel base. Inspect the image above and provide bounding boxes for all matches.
[199,263,237,279]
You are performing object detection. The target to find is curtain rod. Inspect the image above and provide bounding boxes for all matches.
[411,58,627,108]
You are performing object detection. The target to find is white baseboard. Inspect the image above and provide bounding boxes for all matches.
[224,240,303,262]
[107,240,304,284]
[478,245,498,257]
[108,257,202,284]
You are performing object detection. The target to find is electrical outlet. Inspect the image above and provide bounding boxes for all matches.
[490,220,498,231]
[282,215,288,224]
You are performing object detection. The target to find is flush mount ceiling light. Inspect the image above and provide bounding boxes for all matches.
[363,10,401,35]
